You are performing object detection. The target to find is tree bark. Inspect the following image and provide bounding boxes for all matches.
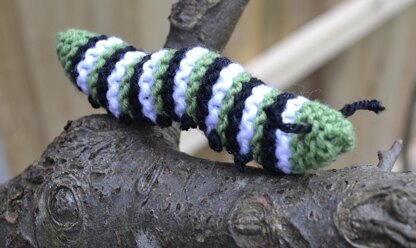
[1,1,416,247]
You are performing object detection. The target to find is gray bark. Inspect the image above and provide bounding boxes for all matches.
[1,0,416,247]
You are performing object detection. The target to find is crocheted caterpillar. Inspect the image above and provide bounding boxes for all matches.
[56,29,385,174]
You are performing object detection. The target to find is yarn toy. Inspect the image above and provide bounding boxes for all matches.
[56,29,385,174]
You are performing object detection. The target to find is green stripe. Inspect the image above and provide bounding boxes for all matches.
[88,43,128,102]
[56,29,98,78]
[290,101,355,174]
[118,55,146,118]
[252,89,280,163]
[217,71,252,145]
[153,49,177,114]
[185,51,220,122]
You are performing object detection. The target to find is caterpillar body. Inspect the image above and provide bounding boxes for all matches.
[56,29,384,174]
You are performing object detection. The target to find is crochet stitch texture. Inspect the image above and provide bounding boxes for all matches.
[56,29,383,174]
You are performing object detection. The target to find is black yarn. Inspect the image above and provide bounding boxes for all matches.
[180,113,198,130]
[260,92,296,173]
[119,114,133,125]
[225,78,264,161]
[155,114,172,128]
[234,152,253,172]
[196,56,232,132]
[207,130,223,152]
[277,122,312,134]
[96,45,136,109]
[159,48,189,123]
[120,54,152,123]
[69,35,107,86]
[88,95,100,109]
[340,99,385,118]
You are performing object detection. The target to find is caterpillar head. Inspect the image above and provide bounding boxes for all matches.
[289,101,355,174]
[282,99,384,174]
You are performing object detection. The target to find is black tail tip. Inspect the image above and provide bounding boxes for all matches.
[368,99,386,114]
[340,99,385,118]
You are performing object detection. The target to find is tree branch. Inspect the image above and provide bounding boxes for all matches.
[1,0,416,247]
[165,0,249,51]
[1,115,416,247]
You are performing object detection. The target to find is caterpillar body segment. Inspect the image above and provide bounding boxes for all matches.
[56,29,384,174]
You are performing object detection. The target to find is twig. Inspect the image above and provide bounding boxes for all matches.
[377,139,403,171]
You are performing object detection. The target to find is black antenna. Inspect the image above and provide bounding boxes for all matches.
[340,99,385,118]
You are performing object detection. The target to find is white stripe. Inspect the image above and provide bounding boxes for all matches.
[274,96,309,174]
[76,37,123,95]
[107,51,147,118]
[205,63,245,133]
[173,47,209,117]
[237,85,273,155]
[138,49,168,122]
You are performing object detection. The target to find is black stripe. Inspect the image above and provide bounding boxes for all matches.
[88,95,100,109]
[225,78,264,160]
[180,113,197,130]
[96,46,136,109]
[196,56,232,131]
[260,92,296,173]
[121,54,152,123]
[69,35,107,84]
[207,130,223,152]
[159,48,189,122]
[234,152,253,172]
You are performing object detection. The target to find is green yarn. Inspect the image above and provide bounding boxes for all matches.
[252,89,280,163]
[185,51,220,122]
[153,49,176,114]
[118,55,146,118]
[217,72,252,145]
[88,43,128,102]
[290,101,355,174]
[56,29,98,79]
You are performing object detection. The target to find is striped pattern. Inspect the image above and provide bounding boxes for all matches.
[237,84,273,155]
[107,51,146,118]
[173,47,209,118]
[139,49,169,122]
[274,96,309,174]
[56,29,356,174]
[260,92,296,172]
[206,63,245,134]
[76,36,122,94]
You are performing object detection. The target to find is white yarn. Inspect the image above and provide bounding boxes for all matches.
[205,63,245,133]
[107,51,146,118]
[274,96,308,174]
[76,37,124,95]
[237,85,273,155]
[138,49,168,122]
[173,47,209,118]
